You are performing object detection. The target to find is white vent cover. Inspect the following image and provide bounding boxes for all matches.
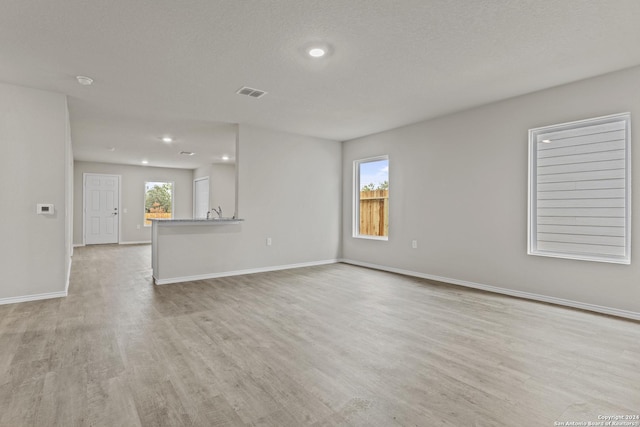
[236,86,267,98]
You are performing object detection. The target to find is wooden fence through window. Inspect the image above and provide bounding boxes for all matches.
[359,189,388,236]
[144,212,172,225]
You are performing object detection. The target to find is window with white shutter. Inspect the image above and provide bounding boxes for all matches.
[528,113,631,264]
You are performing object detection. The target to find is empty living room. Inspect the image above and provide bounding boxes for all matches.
[1,1,639,426]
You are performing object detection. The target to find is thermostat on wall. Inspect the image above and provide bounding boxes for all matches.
[36,203,55,215]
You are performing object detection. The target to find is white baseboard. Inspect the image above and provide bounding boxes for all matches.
[340,259,640,321]
[74,241,150,246]
[0,290,68,306]
[154,259,339,285]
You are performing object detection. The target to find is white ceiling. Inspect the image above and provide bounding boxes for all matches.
[2,0,640,169]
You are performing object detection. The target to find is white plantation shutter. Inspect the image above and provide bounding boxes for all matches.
[528,113,631,264]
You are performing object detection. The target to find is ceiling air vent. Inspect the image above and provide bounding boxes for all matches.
[236,86,267,99]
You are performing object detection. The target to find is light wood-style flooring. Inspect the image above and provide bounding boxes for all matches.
[1,244,638,426]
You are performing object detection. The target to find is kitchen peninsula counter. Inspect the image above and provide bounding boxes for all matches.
[151,218,245,284]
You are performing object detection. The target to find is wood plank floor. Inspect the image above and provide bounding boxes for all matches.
[1,244,638,426]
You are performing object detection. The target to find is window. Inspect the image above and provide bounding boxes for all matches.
[354,156,389,239]
[528,113,631,264]
[144,181,174,226]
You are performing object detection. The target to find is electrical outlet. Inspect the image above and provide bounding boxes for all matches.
[136,224,141,230]
[412,240,418,249]
[266,237,272,246]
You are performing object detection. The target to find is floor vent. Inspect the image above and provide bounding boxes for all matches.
[236,86,267,98]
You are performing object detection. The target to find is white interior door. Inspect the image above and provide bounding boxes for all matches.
[84,173,119,244]
[194,177,210,218]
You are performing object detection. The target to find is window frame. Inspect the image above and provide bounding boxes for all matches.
[144,181,175,227]
[528,113,631,264]
[353,155,389,240]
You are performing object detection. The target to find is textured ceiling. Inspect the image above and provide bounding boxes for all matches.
[1,0,640,168]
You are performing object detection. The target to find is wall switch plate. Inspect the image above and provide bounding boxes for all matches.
[412,240,418,249]
[123,208,128,213]
[266,237,272,246]
[136,224,140,230]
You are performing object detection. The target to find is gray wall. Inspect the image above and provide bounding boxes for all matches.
[0,83,72,301]
[237,125,342,266]
[73,161,194,245]
[193,163,236,217]
[342,65,640,315]
[210,164,236,217]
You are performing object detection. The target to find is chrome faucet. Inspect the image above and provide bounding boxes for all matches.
[211,206,222,218]
[206,210,211,219]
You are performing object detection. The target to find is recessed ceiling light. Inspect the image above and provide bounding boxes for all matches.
[221,155,230,161]
[542,139,552,143]
[76,75,94,86]
[180,151,195,156]
[141,160,149,164]
[161,136,173,143]
[308,48,326,58]
[107,147,116,152]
